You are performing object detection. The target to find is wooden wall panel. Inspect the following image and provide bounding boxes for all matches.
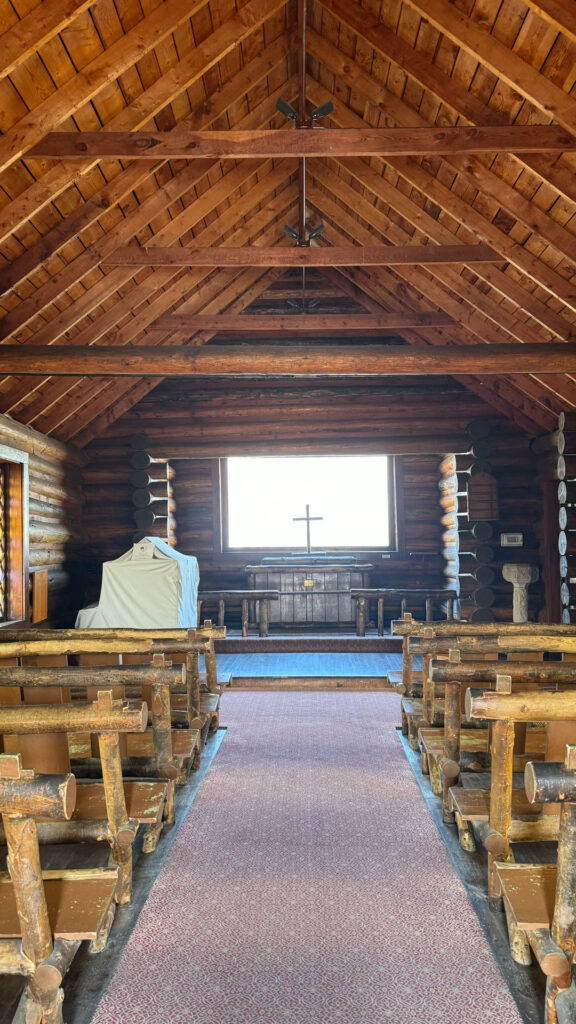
[81,377,548,623]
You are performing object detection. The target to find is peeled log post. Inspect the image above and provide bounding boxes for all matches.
[488,716,516,899]
[185,651,200,722]
[441,680,461,823]
[150,682,178,779]
[97,731,135,905]
[3,815,53,964]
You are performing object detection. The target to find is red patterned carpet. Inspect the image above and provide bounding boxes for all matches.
[90,692,523,1024]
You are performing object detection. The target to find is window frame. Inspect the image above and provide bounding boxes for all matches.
[0,443,29,627]
[219,454,401,554]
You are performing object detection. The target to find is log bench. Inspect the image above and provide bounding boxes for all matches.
[495,744,576,1023]
[401,632,576,754]
[432,657,576,832]
[0,644,204,792]
[197,591,279,637]
[351,588,458,636]
[461,682,576,899]
[0,752,119,1024]
[0,692,154,908]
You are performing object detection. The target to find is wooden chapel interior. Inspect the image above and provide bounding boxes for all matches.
[0,0,574,628]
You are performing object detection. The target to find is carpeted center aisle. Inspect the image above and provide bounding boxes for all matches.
[89,693,523,1024]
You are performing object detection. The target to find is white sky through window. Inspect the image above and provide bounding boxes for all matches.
[226,455,391,549]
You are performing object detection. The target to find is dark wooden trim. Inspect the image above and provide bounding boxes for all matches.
[27,125,574,159]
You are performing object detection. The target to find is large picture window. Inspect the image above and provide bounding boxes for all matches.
[223,455,396,551]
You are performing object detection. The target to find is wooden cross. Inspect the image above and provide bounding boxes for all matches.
[293,503,323,554]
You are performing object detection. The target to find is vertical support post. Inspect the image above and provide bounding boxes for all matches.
[488,675,515,901]
[356,596,367,637]
[217,599,225,628]
[259,598,269,638]
[97,699,133,905]
[377,597,384,637]
[4,815,52,964]
[185,650,200,722]
[241,599,249,638]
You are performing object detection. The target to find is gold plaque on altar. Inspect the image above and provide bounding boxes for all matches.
[303,579,314,588]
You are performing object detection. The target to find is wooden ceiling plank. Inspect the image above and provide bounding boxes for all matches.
[2,181,296,421]
[1,37,292,296]
[306,81,576,319]
[150,313,456,331]
[55,265,288,442]
[329,158,574,343]
[27,124,574,159]
[104,243,504,267]
[0,85,297,342]
[522,0,576,43]
[308,189,566,431]
[0,0,98,80]
[306,38,576,266]
[308,157,574,346]
[34,266,283,434]
[399,0,576,132]
[0,0,290,245]
[0,154,282,344]
[0,343,571,375]
[0,0,210,176]
[315,0,574,203]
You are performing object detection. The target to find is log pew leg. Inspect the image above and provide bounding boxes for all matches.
[13,940,80,1024]
[259,598,269,638]
[88,900,116,955]
[241,600,249,638]
[98,729,137,906]
[356,597,367,637]
[421,748,429,775]
[217,599,225,628]
[407,715,421,752]
[377,598,384,637]
[454,810,476,853]
[163,780,176,826]
[400,705,409,737]
[428,755,442,797]
[503,908,532,967]
[142,821,164,854]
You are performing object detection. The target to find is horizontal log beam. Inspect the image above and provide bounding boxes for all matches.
[105,244,502,267]
[0,343,571,376]
[151,312,456,331]
[27,126,574,159]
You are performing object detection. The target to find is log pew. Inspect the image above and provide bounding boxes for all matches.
[390,616,575,698]
[431,658,576,842]
[495,744,576,1024]
[399,630,576,753]
[0,661,185,847]
[351,588,458,636]
[0,752,119,1024]
[0,691,152,908]
[0,647,202,795]
[0,623,227,737]
[410,634,573,802]
[464,683,576,903]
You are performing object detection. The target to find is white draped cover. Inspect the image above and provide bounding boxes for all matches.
[76,537,199,628]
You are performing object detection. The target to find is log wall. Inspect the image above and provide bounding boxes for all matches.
[0,415,86,626]
[81,378,548,622]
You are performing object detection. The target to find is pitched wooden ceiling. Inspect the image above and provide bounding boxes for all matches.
[0,0,574,447]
